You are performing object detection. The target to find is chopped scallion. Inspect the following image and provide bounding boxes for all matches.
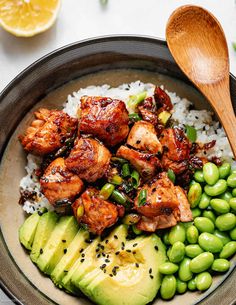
[131,170,140,189]
[233,42,236,52]
[111,190,127,206]
[109,175,123,185]
[128,113,142,121]
[99,183,115,200]
[127,91,147,112]
[122,163,130,178]
[186,125,197,143]
[167,169,176,184]
[111,157,128,164]
[138,189,147,206]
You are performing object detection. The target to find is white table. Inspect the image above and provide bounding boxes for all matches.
[0,0,236,303]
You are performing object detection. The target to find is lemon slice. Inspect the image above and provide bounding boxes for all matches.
[0,0,61,37]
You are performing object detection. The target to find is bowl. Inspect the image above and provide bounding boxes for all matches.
[0,35,236,305]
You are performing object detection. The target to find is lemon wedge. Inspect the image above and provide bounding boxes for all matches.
[0,0,61,37]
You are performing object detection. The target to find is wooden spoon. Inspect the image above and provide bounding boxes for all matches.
[166,5,236,158]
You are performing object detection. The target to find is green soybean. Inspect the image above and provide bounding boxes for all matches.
[229,198,236,212]
[195,272,212,291]
[227,174,236,188]
[159,262,179,275]
[215,213,236,231]
[204,179,227,196]
[219,241,236,259]
[219,191,233,202]
[188,183,202,208]
[194,217,215,233]
[176,279,187,294]
[198,232,223,253]
[163,231,170,245]
[191,208,202,218]
[210,198,230,214]
[229,227,236,240]
[178,258,193,281]
[213,230,231,245]
[160,275,176,300]
[190,252,214,273]
[219,163,231,179]
[186,225,199,244]
[232,188,236,197]
[185,244,204,258]
[211,259,230,272]
[199,193,211,209]
[169,223,186,245]
[194,170,205,183]
[168,241,185,263]
[203,162,220,185]
[188,278,197,291]
[202,210,216,223]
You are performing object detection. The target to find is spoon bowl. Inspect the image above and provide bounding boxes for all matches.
[166,5,236,157]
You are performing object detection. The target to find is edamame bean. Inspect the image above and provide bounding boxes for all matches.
[168,241,185,263]
[188,278,197,291]
[229,198,236,212]
[198,232,223,253]
[219,191,233,202]
[160,275,176,300]
[159,262,179,275]
[168,223,186,245]
[229,227,236,240]
[178,258,193,281]
[232,188,236,197]
[163,232,170,245]
[195,272,212,291]
[191,208,201,218]
[186,225,199,244]
[210,198,230,214]
[231,170,236,175]
[194,170,205,183]
[203,162,219,185]
[198,193,211,210]
[176,279,187,294]
[219,241,236,259]
[185,244,204,258]
[215,213,236,231]
[213,230,231,245]
[204,179,227,196]
[188,183,202,208]
[219,163,231,179]
[202,210,216,223]
[227,174,236,188]
[190,252,214,273]
[194,217,215,233]
[211,259,230,272]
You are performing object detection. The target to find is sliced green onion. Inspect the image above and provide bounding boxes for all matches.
[111,190,127,206]
[131,170,140,189]
[186,125,197,143]
[111,157,128,164]
[233,42,236,52]
[122,213,140,225]
[167,169,176,184]
[99,183,115,200]
[100,0,108,5]
[128,113,142,121]
[109,175,123,185]
[138,189,147,206]
[132,224,142,235]
[158,111,171,125]
[127,91,147,112]
[122,163,131,178]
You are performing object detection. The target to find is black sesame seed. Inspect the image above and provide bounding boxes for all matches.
[109,274,113,277]
[81,253,85,258]
[64,249,67,254]
[106,254,109,258]
[133,251,136,254]
[62,239,66,243]
[96,254,101,258]
[126,249,131,253]
[115,251,120,255]
[135,263,139,268]
[133,243,138,247]
[102,253,106,257]
[80,259,85,263]
[85,239,92,244]
[154,246,158,251]
[122,242,125,247]
[114,235,118,239]
[103,269,106,273]
[105,259,110,263]
[149,268,152,274]
[100,245,105,250]
[40,248,43,254]
[121,246,125,250]
[100,264,106,269]
[150,275,154,279]
[64,270,68,273]
[105,239,109,244]
[96,248,100,253]
[79,248,84,253]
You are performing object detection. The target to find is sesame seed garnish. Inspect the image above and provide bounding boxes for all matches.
[102,253,106,257]
[126,249,131,253]
[114,235,118,239]
[80,259,85,263]
[100,264,106,269]
[64,270,68,273]
[133,243,138,247]
[106,254,109,258]
[109,274,113,277]
[122,242,125,247]
[133,251,136,254]
[135,263,139,268]
[79,248,84,253]
[100,245,105,250]
[149,268,152,274]
[40,248,43,254]
[81,253,85,258]
[121,246,125,250]
[150,275,154,279]
[105,239,109,244]
[105,259,110,263]
[115,251,120,255]
[64,249,67,254]
[62,239,66,243]
[96,254,101,258]
[96,248,99,253]
[154,246,158,251]
[103,269,106,273]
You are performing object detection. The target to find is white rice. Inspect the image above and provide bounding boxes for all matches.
[20,81,234,213]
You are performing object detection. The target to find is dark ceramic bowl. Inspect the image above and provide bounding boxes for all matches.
[0,36,235,305]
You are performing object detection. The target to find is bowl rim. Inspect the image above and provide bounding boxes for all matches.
[0,34,235,305]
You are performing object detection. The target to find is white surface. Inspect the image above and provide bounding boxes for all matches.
[0,0,236,303]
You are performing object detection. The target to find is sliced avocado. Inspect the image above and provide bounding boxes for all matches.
[75,233,167,305]
[30,211,59,263]
[37,216,78,275]
[51,228,89,289]
[19,212,40,250]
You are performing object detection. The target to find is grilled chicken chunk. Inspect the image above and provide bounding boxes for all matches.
[154,86,173,112]
[127,121,162,154]
[79,96,129,146]
[175,186,193,222]
[65,137,111,183]
[20,108,78,156]
[40,157,84,206]
[136,214,178,232]
[72,187,123,235]
[116,145,162,180]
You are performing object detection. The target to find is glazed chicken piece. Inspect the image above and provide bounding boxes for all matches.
[65,137,111,183]
[175,186,193,222]
[116,145,162,180]
[136,214,178,231]
[79,96,129,146]
[40,157,84,206]
[154,86,173,112]
[20,108,78,156]
[138,96,158,126]
[127,120,162,154]
[72,187,124,235]
[159,128,191,175]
